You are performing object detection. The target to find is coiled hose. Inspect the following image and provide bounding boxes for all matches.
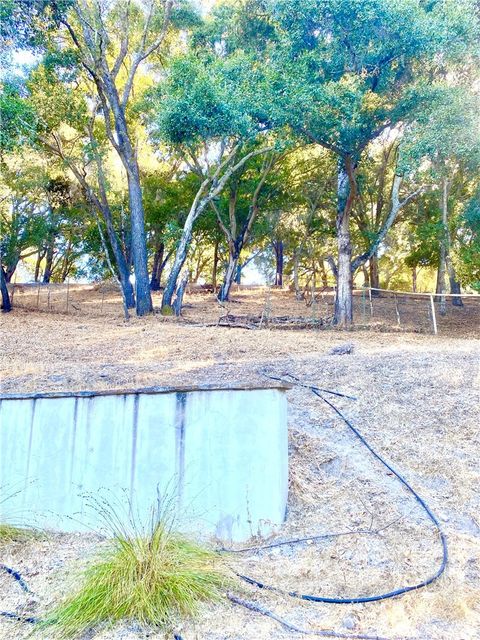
[229,372,448,604]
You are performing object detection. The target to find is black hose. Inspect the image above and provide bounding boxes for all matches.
[0,563,31,593]
[233,372,448,604]
[0,610,39,624]
[0,563,39,624]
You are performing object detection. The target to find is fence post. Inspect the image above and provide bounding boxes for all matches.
[36,283,41,309]
[368,287,373,317]
[394,294,401,326]
[47,284,51,311]
[429,294,438,335]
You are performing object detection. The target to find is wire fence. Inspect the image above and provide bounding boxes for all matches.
[6,281,480,336]
[355,287,480,336]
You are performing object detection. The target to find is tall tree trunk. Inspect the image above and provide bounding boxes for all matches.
[362,265,369,288]
[98,67,153,316]
[60,144,135,309]
[98,208,135,309]
[369,252,380,296]
[60,240,73,282]
[293,249,302,300]
[448,268,463,307]
[218,250,238,302]
[334,158,354,327]
[34,249,45,282]
[212,239,219,292]
[437,178,449,315]
[0,266,11,312]
[440,178,463,308]
[43,237,55,283]
[127,168,152,315]
[150,241,164,291]
[274,240,284,286]
[235,261,242,285]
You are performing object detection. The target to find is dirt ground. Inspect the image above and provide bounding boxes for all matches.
[1,288,479,640]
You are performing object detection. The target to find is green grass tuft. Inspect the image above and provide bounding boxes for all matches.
[161,304,175,316]
[0,524,39,543]
[43,522,227,638]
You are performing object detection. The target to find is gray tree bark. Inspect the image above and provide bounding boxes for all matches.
[0,266,11,312]
[218,250,239,302]
[274,240,284,286]
[441,178,463,308]
[162,145,274,309]
[334,157,354,327]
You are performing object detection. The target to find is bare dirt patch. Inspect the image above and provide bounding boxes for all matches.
[1,289,479,640]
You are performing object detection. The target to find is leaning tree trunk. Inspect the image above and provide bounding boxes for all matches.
[162,188,213,309]
[162,228,193,310]
[274,240,284,286]
[0,266,11,312]
[5,261,18,282]
[218,250,239,302]
[334,158,354,327]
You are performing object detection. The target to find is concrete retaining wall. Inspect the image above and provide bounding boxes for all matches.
[0,385,288,541]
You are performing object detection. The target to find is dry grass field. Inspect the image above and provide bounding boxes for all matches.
[1,287,479,640]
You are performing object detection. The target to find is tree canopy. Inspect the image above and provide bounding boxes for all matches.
[1,0,479,321]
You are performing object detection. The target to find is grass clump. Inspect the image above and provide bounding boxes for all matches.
[161,304,174,316]
[0,487,41,543]
[44,521,227,638]
[0,523,38,543]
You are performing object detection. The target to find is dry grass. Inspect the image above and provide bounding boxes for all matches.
[8,282,480,337]
[0,288,479,640]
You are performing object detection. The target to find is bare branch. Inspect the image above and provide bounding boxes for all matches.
[351,177,427,272]
[210,200,233,244]
[112,0,131,79]
[121,0,173,108]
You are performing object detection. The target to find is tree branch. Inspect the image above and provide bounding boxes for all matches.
[351,177,426,272]
[121,0,173,108]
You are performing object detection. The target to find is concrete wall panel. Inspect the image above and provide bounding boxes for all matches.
[0,386,288,541]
